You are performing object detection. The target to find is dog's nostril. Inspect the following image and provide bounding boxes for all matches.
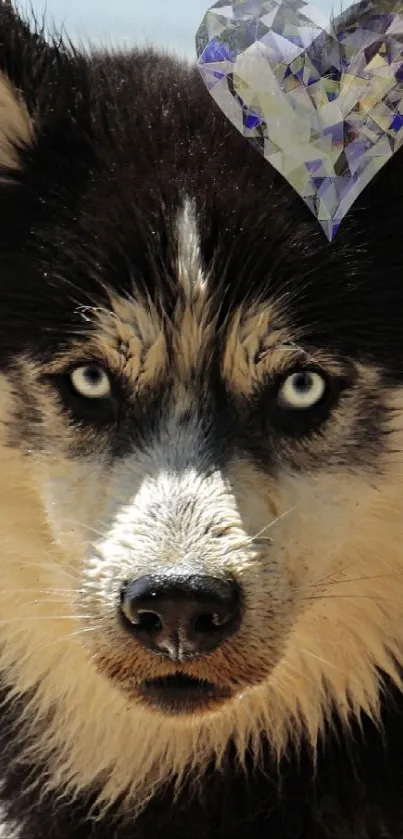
[131,610,163,633]
[193,612,230,633]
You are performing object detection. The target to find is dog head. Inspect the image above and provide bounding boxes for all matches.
[0,0,402,811]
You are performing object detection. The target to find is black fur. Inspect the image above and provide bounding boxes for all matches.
[0,3,401,375]
[0,2,403,837]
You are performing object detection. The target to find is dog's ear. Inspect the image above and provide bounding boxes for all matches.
[0,1,59,173]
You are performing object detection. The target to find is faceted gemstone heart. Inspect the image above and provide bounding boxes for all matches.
[196,0,403,240]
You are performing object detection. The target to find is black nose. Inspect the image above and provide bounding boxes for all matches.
[119,574,241,661]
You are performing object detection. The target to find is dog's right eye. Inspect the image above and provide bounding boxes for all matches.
[70,364,111,399]
[52,363,118,427]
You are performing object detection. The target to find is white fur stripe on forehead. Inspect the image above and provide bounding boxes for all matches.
[171,196,215,377]
[176,196,207,300]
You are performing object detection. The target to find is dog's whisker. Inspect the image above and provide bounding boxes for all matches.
[0,616,94,625]
[295,646,351,678]
[34,626,102,655]
[250,507,298,542]
[0,588,83,596]
[311,571,403,587]
[301,594,388,602]
[277,660,319,690]
[223,507,298,554]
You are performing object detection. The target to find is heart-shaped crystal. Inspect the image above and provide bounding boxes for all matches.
[196,0,403,240]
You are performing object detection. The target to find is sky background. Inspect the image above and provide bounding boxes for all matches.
[24,0,345,60]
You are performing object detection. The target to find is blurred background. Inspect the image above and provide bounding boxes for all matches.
[24,0,344,60]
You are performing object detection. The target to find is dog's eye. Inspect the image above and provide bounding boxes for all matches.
[52,363,118,428]
[69,365,111,399]
[277,371,326,410]
[260,367,340,438]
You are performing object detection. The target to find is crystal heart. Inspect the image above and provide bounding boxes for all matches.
[196,0,403,240]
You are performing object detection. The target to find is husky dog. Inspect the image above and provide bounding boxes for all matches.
[0,2,402,837]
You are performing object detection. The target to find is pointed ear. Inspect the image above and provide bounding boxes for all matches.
[0,1,55,172]
[0,71,33,171]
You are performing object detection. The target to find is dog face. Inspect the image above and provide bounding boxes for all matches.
[0,0,402,811]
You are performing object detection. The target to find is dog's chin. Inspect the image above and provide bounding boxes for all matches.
[134,674,233,716]
[115,673,233,717]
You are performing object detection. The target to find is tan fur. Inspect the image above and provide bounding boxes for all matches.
[222,301,345,397]
[1,203,403,815]
[0,73,34,172]
[43,296,167,392]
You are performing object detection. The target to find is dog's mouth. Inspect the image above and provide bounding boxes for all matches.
[137,673,231,715]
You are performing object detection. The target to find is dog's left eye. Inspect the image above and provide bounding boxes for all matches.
[277,371,326,410]
[69,365,111,399]
[260,367,340,437]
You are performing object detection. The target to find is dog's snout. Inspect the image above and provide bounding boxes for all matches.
[119,574,241,661]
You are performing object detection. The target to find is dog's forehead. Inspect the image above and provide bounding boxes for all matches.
[86,197,290,392]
